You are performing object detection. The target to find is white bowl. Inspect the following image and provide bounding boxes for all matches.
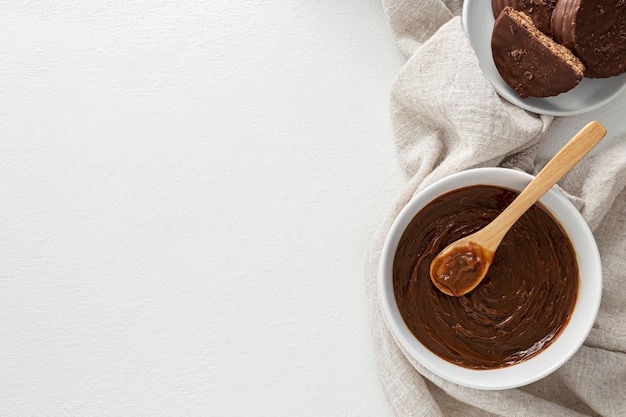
[379,168,602,390]
[463,0,626,116]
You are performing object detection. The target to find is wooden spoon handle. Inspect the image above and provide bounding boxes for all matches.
[482,121,606,251]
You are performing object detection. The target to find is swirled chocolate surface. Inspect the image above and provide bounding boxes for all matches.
[393,185,578,369]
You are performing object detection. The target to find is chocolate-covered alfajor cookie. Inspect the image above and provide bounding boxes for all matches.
[552,0,626,78]
[492,0,557,37]
[491,7,584,98]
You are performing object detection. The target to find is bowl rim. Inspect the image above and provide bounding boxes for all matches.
[379,167,603,390]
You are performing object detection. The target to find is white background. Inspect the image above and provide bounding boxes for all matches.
[3,1,626,416]
[2,1,404,416]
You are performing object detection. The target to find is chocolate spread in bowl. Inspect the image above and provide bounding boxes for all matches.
[393,185,578,369]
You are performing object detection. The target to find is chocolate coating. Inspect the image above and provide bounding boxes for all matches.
[491,7,584,98]
[393,185,578,369]
[492,0,558,36]
[552,0,626,78]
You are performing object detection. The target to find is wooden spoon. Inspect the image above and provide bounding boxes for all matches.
[429,121,607,297]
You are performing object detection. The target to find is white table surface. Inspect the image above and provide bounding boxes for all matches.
[3,2,625,416]
[2,1,404,416]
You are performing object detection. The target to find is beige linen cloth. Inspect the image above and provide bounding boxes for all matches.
[365,1,626,416]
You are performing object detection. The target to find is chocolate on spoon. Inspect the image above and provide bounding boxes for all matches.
[429,121,607,296]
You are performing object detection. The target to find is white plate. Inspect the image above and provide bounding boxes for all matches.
[462,0,626,116]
